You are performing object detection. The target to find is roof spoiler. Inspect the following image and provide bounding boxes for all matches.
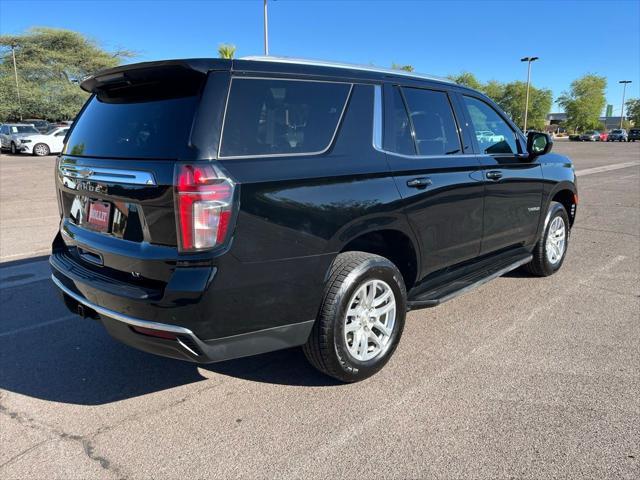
[80,58,231,93]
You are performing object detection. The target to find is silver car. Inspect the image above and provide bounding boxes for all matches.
[0,124,41,153]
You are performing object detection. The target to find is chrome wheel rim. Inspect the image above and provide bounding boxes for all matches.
[344,279,396,362]
[34,144,48,156]
[545,216,566,265]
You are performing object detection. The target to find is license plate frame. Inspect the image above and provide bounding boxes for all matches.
[86,200,112,232]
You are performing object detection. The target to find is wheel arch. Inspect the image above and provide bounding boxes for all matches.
[549,183,577,227]
[335,227,420,291]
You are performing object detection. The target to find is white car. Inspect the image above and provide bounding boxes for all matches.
[0,124,40,153]
[15,127,69,156]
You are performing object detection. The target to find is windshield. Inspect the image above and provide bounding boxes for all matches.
[611,130,622,134]
[11,126,39,134]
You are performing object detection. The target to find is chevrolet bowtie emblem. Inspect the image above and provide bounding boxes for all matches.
[77,168,94,178]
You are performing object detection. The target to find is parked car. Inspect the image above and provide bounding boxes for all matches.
[599,131,608,142]
[607,129,628,142]
[50,57,577,382]
[627,128,639,142]
[0,123,40,153]
[23,119,51,134]
[579,130,600,141]
[476,130,505,144]
[15,126,69,156]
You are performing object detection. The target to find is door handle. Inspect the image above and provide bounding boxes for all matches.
[406,177,432,188]
[486,170,503,181]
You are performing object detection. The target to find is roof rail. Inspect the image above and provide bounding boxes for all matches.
[240,56,453,84]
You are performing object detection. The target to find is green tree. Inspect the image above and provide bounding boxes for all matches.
[482,80,505,103]
[217,43,236,59]
[625,98,640,125]
[557,74,607,132]
[0,27,134,121]
[497,81,552,130]
[448,73,551,130]
[447,71,482,90]
[391,63,414,72]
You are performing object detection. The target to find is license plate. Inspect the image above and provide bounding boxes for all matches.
[87,200,111,232]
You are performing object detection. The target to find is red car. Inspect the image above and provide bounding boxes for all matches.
[599,131,609,141]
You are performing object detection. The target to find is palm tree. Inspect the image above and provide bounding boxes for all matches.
[218,44,236,59]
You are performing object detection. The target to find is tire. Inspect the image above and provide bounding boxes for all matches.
[10,142,16,154]
[32,143,50,156]
[524,201,570,277]
[303,251,407,382]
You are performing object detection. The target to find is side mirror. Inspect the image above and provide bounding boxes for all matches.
[527,131,553,157]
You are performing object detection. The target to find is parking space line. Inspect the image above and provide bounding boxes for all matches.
[0,314,77,338]
[575,161,640,177]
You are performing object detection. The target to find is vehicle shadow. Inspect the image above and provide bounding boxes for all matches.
[0,262,338,406]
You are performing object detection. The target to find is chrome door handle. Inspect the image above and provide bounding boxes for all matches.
[486,170,503,181]
[407,177,432,188]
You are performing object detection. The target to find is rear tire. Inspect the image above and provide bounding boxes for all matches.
[33,143,50,156]
[524,202,570,277]
[303,251,407,382]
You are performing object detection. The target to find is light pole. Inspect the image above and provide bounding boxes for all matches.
[521,56,539,132]
[10,43,22,121]
[263,0,269,56]
[619,80,632,129]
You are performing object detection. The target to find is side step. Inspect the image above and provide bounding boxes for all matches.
[407,252,532,310]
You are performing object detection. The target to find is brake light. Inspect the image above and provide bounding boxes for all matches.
[174,164,235,252]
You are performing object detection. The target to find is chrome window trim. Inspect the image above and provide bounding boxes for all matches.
[58,162,157,185]
[217,77,354,160]
[373,85,383,150]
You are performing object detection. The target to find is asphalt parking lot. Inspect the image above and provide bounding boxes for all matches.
[0,141,639,479]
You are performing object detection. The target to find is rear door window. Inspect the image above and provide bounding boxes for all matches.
[401,87,461,156]
[219,78,352,158]
[383,86,416,155]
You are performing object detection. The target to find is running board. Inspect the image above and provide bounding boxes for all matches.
[407,253,532,310]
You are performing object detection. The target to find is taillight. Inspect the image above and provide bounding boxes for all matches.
[174,164,235,252]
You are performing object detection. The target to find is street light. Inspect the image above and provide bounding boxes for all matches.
[10,43,22,121]
[521,56,539,132]
[619,80,632,129]
[263,0,269,55]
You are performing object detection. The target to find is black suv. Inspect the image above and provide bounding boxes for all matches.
[628,128,639,142]
[51,57,577,382]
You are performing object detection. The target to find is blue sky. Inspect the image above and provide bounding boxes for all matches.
[1,0,639,113]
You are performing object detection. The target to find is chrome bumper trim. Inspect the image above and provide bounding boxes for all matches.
[50,274,194,335]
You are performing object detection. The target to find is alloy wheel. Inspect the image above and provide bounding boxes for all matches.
[545,216,566,265]
[344,279,396,361]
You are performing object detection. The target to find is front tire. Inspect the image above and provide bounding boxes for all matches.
[33,143,50,156]
[10,142,16,154]
[524,202,570,277]
[303,251,407,382]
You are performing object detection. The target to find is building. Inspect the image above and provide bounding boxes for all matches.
[546,113,631,130]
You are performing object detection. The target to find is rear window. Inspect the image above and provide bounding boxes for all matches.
[11,126,39,134]
[219,78,352,158]
[65,95,199,158]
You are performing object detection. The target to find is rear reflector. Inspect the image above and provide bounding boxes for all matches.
[175,164,235,252]
[131,326,177,340]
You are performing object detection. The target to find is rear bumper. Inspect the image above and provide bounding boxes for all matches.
[51,273,314,363]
